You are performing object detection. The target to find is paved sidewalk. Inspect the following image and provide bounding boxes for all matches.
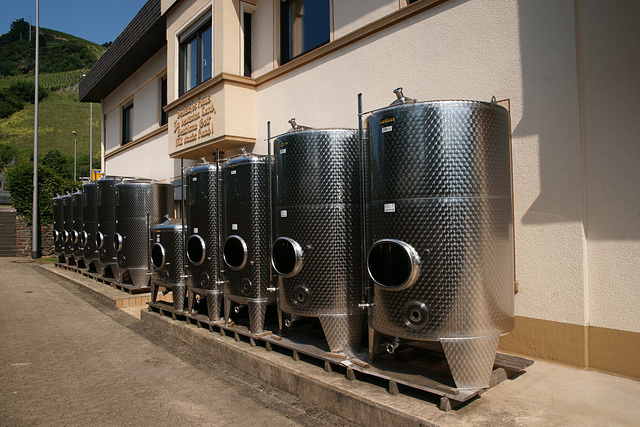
[0,258,351,426]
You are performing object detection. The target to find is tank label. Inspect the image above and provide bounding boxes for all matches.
[192,177,197,181]
[231,170,236,175]
[280,210,288,218]
[384,203,396,213]
[280,148,286,155]
[381,126,393,133]
[194,227,198,233]
[156,236,160,242]
[232,224,238,230]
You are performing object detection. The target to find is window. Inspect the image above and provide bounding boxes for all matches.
[243,11,252,77]
[179,17,212,96]
[122,102,133,145]
[280,0,330,64]
[160,76,168,126]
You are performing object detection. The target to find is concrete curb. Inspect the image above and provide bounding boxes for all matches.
[141,309,442,427]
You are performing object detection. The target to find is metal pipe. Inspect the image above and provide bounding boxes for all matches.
[358,93,368,305]
[31,0,40,259]
[267,121,274,290]
[215,148,221,284]
[386,337,400,354]
[181,157,186,272]
[234,304,244,314]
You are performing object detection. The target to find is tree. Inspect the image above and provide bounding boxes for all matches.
[42,149,73,179]
[0,144,17,170]
[4,160,74,225]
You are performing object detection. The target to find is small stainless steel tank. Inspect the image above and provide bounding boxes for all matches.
[272,123,364,354]
[185,163,223,321]
[150,219,186,311]
[114,180,173,289]
[53,194,65,260]
[222,154,275,334]
[365,89,514,389]
[62,193,75,264]
[82,181,101,272]
[72,189,85,267]
[97,176,122,276]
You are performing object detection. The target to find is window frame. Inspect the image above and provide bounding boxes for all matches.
[160,75,168,126]
[178,14,213,96]
[121,101,134,145]
[279,0,331,65]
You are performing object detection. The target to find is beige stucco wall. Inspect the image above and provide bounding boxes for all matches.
[333,0,398,39]
[254,0,593,330]
[577,0,640,333]
[102,46,179,181]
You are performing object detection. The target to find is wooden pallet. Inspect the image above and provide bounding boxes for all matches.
[150,306,532,411]
[148,300,188,321]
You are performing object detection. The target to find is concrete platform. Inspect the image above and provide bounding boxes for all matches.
[34,260,640,426]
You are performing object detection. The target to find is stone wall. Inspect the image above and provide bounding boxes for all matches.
[15,216,54,257]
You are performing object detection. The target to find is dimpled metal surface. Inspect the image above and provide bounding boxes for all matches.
[150,220,185,285]
[222,156,275,304]
[186,164,222,291]
[53,195,64,255]
[63,194,74,257]
[115,181,174,288]
[97,177,121,267]
[82,182,100,262]
[72,190,84,260]
[274,129,364,354]
[366,100,514,388]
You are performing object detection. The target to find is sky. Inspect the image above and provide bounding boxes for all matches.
[1,0,148,45]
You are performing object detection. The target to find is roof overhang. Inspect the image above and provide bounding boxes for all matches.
[79,0,166,103]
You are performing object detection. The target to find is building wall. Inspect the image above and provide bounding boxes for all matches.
[102,46,178,181]
[249,0,639,377]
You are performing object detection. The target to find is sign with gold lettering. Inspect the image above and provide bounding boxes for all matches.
[174,96,216,146]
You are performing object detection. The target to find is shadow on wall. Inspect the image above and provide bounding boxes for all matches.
[516,0,640,240]
[515,0,583,226]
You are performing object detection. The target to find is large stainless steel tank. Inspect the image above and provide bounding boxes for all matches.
[150,219,186,311]
[97,176,121,276]
[185,163,223,320]
[365,90,514,389]
[62,193,75,264]
[272,126,364,354]
[114,180,173,289]
[222,154,275,334]
[82,181,101,273]
[72,189,85,267]
[53,194,64,259]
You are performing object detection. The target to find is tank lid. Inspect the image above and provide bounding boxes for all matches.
[389,87,417,106]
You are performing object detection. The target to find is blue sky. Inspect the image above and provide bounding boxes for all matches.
[1,0,148,45]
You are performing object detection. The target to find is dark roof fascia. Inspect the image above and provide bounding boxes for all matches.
[79,0,166,103]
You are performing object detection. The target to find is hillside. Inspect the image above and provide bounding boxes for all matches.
[0,19,104,165]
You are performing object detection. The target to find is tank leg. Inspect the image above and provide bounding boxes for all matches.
[247,299,267,334]
[150,282,158,303]
[206,291,222,322]
[187,287,195,315]
[173,283,186,312]
[368,326,381,362]
[440,334,500,390]
[224,295,231,326]
[319,313,366,355]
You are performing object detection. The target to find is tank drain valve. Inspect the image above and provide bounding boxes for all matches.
[358,302,375,309]
[145,272,155,276]
[234,305,244,314]
[284,315,299,328]
[386,337,400,354]
[267,287,278,292]
[215,280,227,285]
[180,274,191,279]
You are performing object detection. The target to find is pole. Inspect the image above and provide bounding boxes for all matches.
[90,103,93,179]
[31,0,39,259]
[73,132,77,181]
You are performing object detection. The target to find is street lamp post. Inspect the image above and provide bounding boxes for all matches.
[72,131,77,181]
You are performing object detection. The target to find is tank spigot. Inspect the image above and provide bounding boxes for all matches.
[394,87,404,99]
[200,157,208,164]
[239,146,248,156]
[234,304,244,314]
[284,315,298,328]
[391,87,416,106]
[288,118,298,130]
[386,337,400,354]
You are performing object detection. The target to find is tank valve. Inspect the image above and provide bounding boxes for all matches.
[394,87,405,99]
[288,118,298,130]
[234,304,244,314]
[386,337,400,354]
[284,315,298,328]
[358,302,375,309]
[266,287,278,292]
[145,272,155,276]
